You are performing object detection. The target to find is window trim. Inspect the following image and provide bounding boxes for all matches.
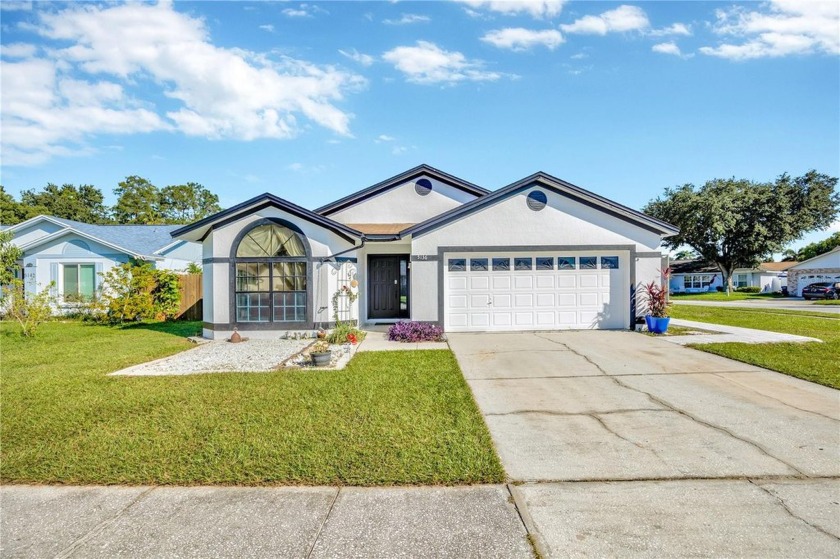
[229,218,313,328]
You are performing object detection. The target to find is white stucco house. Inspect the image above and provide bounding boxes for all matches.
[171,165,678,340]
[786,247,840,296]
[669,260,794,294]
[5,215,201,310]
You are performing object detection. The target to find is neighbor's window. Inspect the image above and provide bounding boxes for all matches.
[63,264,95,302]
[735,274,748,288]
[234,223,308,323]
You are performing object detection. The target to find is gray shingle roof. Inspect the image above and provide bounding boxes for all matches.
[51,217,181,257]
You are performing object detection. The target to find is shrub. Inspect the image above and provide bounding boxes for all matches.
[640,280,670,318]
[4,280,55,337]
[387,321,445,343]
[327,322,366,344]
[92,261,181,324]
[735,286,761,293]
[716,286,724,292]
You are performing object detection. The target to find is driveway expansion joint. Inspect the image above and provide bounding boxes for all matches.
[748,479,840,541]
[304,486,340,559]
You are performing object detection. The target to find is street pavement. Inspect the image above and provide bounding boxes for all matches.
[449,331,840,558]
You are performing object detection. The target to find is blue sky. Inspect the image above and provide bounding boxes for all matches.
[1,0,838,250]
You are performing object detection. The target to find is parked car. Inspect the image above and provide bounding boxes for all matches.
[801,282,840,300]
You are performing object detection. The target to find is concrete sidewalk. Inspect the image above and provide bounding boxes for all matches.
[664,318,823,345]
[1,485,533,558]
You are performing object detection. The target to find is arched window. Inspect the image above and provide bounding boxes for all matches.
[233,222,309,324]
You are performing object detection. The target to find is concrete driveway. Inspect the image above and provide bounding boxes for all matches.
[448,331,840,558]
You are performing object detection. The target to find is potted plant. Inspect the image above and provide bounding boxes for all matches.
[310,340,332,366]
[640,279,671,334]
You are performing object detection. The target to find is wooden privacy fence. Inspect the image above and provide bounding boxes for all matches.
[177,274,203,321]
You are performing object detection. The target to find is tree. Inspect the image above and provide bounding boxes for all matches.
[0,186,27,225]
[673,249,698,260]
[20,183,109,223]
[781,249,798,262]
[792,231,840,262]
[113,176,162,224]
[0,230,22,286]
[644,171,839,294]
[159,182,222,223]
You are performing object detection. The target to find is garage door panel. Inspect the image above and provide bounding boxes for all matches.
[579,274,598,288]
[514,276,533,289]
[444,251,628,332]
[557,275,576,288]
[514,312,534,326]
[449,276,468,290]
[514,293,534,307]
[492,276,511,290]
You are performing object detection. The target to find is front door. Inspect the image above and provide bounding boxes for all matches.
[368,255,409,319]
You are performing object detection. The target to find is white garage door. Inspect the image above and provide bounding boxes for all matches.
[798,272,840,296]
[444,251,629,332]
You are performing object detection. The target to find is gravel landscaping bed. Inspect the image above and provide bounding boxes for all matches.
[110,338,312,376]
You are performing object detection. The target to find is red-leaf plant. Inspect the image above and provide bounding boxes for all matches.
[641,268,671,318]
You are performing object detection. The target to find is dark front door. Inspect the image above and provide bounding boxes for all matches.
[369,255,409,319]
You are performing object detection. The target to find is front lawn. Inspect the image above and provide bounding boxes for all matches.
[670,291,784,301]
[0,321,503,486]
[670,306,840,389]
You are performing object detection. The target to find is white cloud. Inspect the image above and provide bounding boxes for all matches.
[281,4,328,18]
[339,48,375,66]
[454,0,566,19]
[0,43,37,58]
[700,0,839,60]
[392,146,408,155]
[649,23,692,37]
[481,28,564,51]
[383,13,430,25]
[1,2,364,166]
[376,134,396,142]
[259,24,275,32]
[570,52,588,60]
[561,5,649,35]
[652,42,682,56]
[382,41,502,84]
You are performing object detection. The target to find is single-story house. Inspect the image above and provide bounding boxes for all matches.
[171,165,678,340]
[669,259,795,294]
[5,215,201,309]
[786,247,840,296]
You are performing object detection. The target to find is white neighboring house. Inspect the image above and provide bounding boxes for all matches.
[669,260,795,294]
[4,215,202,311]
[787,247,840,296]
[170,165,679,340]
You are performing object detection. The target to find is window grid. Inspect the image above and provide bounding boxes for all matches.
[235,262,306,323]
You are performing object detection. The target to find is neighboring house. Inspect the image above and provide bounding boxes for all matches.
[171,165,678,340]
[5,215,201,309]
[787,247,840,296]
[669,259,795,294]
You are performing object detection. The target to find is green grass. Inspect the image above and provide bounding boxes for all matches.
[642,325,719,337]
[671,291,784,301]
[0,320,504,486]
[813,299,840,305]
[670,306,840,389]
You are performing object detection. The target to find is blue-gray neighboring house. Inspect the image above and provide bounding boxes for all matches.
[4,215,201,308]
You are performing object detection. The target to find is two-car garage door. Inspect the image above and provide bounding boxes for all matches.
[444,251,629,332]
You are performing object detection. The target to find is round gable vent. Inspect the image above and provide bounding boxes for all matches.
[526,190,548,211]
[415,178,433,196]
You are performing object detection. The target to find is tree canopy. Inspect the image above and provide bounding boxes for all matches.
[1,178,224,226]
[785,231,840,262]
[644,170,839,292]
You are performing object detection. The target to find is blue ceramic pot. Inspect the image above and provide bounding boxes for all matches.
[645,315,670,334]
